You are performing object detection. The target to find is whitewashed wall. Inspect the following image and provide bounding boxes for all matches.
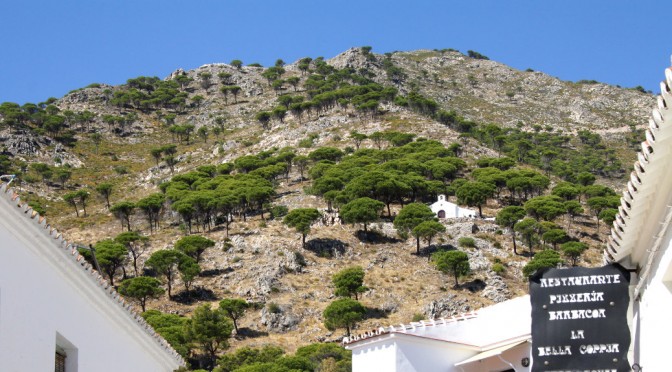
[350,334,476,372]
[632,230,672,371]
[0,188,182,372]
[430,195,476,218]
[351,339,397,372]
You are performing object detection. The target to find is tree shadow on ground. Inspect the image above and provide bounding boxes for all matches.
[577,229,602,242]
[305,238,347,258]
[365,306,391,320]
[518,249,535,258]
[275,190,299,198]
[460,278,486,293]
[235,327,269,339]
[355,230,401,244]
[200,267,234,277]
[172,287,217,304]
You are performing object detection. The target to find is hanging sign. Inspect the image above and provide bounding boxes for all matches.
[529,264,631,371]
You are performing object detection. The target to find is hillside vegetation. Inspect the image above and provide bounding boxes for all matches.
[0,47,654,371]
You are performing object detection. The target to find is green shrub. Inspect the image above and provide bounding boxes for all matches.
[28,201,46,215]
[22,174,40,184]
[458,237,476,248]
[113,165,129,175]
[412,313,425,322]
[270,205,289,219]
[268,302,281,313]
[577,79,599,85]
[298,133,319,148]
[492,263,505,274]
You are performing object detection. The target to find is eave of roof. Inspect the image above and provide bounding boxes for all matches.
[454,339,529,367]
[0,182,185,368]
[604,66,672,272]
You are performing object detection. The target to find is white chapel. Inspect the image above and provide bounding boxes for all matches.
[430,194,476,219]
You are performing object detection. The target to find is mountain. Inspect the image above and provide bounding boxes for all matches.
[0,47,655,365]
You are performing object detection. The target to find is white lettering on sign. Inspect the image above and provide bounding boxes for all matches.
[571,330,585,339]
[579,344,620,354]
[537,345,572,356]
[540,275,620,288]
[549,292,604,304]
[548,308,606,320]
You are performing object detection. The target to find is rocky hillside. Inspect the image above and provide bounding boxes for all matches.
[331,48,652,131]
[0,47,656,363]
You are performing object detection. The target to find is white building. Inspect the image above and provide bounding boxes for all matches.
[0,182,185,372]
[344,295,532,372]
[430,194,476,219]
[604,64,672,371]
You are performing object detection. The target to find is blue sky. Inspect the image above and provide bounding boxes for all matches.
[1,1,670,104]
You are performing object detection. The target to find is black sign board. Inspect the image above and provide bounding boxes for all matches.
[529,264,631,371]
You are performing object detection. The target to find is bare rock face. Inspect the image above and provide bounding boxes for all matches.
[53,143,84,168]
[480,272,511,303]
[168,68,186,80]
[281,249,307,273]
[254,266,285,296]
[328,48,381,73]
[1,131,43,156]
[0,130,83,167]
[59,84,112,105]
[378,297,400,314]
[260,304,301,333]
[423,294,471,319]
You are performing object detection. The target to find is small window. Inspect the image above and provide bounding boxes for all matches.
[55,332,78,372]
[55,349,66,372]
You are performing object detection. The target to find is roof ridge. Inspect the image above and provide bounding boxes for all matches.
[0,182,185,366]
